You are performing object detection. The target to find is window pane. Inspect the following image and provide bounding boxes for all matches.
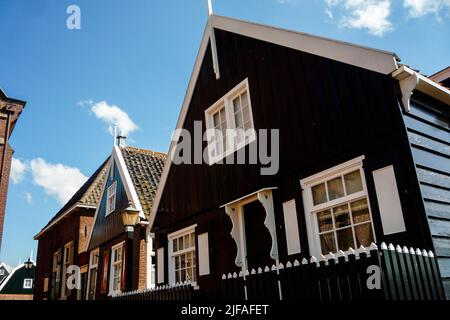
[337,228,354,251]
[241,92,248,107]
[233,96,241,113]
[327,177,344,200]
[344,170,363,195]
[213,112,220,127]
[351,198,370,223]
[320,233,336,255]
[355,223,374,247]
[181,269,186,282]
[333,204,350,228]
[173,239,177,252]
[317,209,333,232]
[312,183,327,205]
[181,254,186,269]
[234,111,243,128]
[242,105,250,124]
[179,237,184,251]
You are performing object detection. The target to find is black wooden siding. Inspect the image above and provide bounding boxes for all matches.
[154,29,435,296]
[404,92,450,298]
[89,160,130,250]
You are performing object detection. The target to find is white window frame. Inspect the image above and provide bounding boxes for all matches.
[204,78,256,164]
[61,241,73,297]
[109,241,125,296]
[23,278,33,289]
[86,248,99,300]
[168,224,197,286]
[300,156,376,257]
[106,181,117,216]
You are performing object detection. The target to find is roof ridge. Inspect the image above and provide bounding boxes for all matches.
[122,145,167,157]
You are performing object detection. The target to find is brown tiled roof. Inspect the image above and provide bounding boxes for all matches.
[35,157,110,238]
[120,146,167,218]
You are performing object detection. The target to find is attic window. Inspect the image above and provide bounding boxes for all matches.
[23,278,33,289]
[106,181,117,216]
[205,78,256,164]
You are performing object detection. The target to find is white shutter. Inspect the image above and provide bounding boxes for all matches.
[372,165,406,235]
[157,247,164,284]
[283,200,301,255]
[197,233,210,276]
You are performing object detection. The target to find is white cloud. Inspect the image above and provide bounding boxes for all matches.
[326,0,393,36]
[24,192,33,205]
[10,158,28,184]
[30,158,87,205]
[90,101,139,137]
[403,0,450,17]
[77,99,93,107]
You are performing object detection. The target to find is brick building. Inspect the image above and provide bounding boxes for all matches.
[0,88,25,252]
[33,158,108,300]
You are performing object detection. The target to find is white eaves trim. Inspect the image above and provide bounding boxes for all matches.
[34,203,97,240]
[148,14,399,230]
[393,65,450,111]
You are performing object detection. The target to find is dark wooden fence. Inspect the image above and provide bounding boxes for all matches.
[112,282,195,301]
[221,243,445,301]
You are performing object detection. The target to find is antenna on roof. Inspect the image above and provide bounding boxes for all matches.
[205,0,220,79]
[206,0,213,15]
[113,125,118,146]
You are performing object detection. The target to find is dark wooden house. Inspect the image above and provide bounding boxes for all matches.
[33,158,108,300]
[0,88,25,253]
[85,143,166,299]
[0,261,35,300]
[149,15,450,299]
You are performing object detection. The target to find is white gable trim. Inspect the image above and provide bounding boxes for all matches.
[86,147,146,251]
[0,262,33,292]
[34,203,97,240]
[212,15,398,75]
[148,14,399,230]
[114,146,145,219]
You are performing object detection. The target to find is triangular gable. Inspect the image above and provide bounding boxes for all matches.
[148,14,399,229]
[87,146,144,251]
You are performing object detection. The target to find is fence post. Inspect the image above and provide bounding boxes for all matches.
[428,251,445,300]
[416,249,432,300]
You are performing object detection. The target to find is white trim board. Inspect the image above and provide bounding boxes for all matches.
[86,147,146,252]
[34,203,97,240]
[148,14,399,230]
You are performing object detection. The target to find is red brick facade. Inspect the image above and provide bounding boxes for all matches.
[34,208,95,300]
[0,90,25,253]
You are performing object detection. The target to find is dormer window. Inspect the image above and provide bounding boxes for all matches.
[106,181,117,216]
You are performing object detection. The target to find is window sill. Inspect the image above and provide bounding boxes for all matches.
[208,135,256,166]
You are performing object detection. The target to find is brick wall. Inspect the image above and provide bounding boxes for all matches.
[137,237,147,290]
[0,145,13,252]
[78,215,94,254]
[0,96,25,253]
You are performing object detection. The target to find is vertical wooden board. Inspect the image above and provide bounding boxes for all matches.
[372,166,406,235]
[282,200,301,256]
[157,247,164,284]
[198,233,210,276]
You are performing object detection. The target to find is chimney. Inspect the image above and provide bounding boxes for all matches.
[116,130,126,147]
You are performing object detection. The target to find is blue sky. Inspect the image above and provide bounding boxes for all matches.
[0,0,449,266]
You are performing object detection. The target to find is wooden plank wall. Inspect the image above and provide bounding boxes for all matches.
[404,92,450,298]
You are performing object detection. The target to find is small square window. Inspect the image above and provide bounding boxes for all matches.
[23,278,33,289]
